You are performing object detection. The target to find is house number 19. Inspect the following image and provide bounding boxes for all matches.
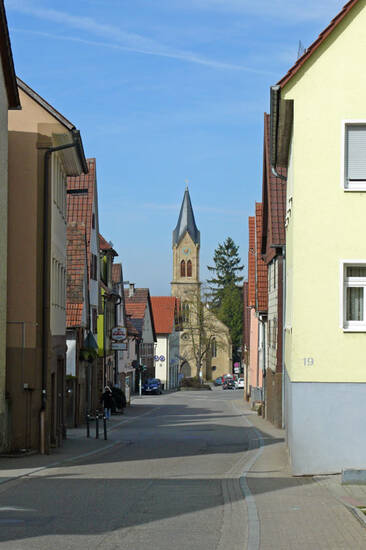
[303,357,314,366]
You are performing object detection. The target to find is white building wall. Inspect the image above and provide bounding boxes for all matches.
[154,335,169,386]
[66,336,76,376]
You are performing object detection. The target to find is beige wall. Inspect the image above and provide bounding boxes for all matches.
[6,87,80,451]
[0,66,9,450]
[172,230,231,380]
[171,233,200,299]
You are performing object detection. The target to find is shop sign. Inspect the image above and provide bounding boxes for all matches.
[111,327,127,341]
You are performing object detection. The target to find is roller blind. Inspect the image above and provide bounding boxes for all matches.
[346,124,366,181]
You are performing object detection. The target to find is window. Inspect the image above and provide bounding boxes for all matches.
[272,318,277,348]
[342,263,366,330]
[182,303,189,323]
[180,260,186,277]
[187,260,192,277]
[92,307,98,334]
[344,123,366,190]
[274,262,276,289]
[92,213,95,229]
[91,254,98,280]
[211,338,217,358]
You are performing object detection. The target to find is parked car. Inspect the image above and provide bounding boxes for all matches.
[214,377,223,386]
[236,378,244,389]
[142,378,162,395]
[223,379,236,390]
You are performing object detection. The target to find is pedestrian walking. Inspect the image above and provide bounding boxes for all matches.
[101,386,114,419]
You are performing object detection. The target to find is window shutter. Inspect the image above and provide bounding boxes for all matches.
[346,125,366,181]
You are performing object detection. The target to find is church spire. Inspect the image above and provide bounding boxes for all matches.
[173,188,200,246]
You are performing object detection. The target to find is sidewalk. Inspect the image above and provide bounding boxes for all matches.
[0,403,152,487]
[233,398,366,549]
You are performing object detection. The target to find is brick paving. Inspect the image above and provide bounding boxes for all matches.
[233,399,366,549]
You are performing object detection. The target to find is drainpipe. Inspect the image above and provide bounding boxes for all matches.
[270,244,286,427]
[40,136,82,455]
[270,85,287,182]
[281,247,286,429]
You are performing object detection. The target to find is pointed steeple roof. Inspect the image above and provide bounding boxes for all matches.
[173,187,200,246]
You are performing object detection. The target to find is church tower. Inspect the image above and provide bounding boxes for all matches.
[171,188,200,299]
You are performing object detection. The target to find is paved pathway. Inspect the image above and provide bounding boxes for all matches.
[0,389,364,549]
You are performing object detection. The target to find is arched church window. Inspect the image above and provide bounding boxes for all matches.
[187,260,192,277]
[182,303,189,323]
[211,338,217,358]
[180,260,186,277]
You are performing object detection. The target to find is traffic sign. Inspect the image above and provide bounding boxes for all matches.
[111,342,127,351]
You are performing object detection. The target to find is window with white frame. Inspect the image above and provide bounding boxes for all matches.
[343,264,366,329]
[344,124,366,190]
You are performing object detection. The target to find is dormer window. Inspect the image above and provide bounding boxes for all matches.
[187,260,192,277]
[180,260,186,277]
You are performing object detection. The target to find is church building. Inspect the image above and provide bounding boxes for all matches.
[171,188,232,380]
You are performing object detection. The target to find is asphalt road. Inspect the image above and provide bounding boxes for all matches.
[0,388,255,550]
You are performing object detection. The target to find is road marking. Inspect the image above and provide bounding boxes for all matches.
[231,402,264,550]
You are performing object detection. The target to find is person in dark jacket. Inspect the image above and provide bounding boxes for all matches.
[101,386,114,419]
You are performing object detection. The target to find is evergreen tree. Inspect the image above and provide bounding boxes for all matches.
[217,283,243,349]
[207,237,244,360]
[207,237,244,309]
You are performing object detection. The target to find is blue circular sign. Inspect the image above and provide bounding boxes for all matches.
[159,355,165,362]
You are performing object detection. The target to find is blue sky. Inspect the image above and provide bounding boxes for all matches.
[6,0,345,295]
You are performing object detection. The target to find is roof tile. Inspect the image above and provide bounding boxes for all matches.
[151,297,179,334]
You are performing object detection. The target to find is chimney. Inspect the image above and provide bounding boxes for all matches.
[129,283,135,298]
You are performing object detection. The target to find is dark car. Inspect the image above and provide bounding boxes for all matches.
[142,378,162,395]
[222,379,236,390]
[214,377,223,386]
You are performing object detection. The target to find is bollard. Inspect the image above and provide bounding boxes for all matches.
[103,416,107,440]
[95,412,99,439]
[86,413,90,438]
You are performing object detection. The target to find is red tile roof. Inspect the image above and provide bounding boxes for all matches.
[255,202,268,312]
[99,233,118,256]
[151,297,179,334]
[256,203,268,313]
[67,158,97,277]
[67,304,84,328]
[125,302,146,319]
[124,288,157,341]
[278,0,360,88]
[261,113,286,262]
[248,217,256,308]
[66,222,87,328]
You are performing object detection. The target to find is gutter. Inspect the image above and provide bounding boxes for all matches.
[270,85,286,182]
[40,135,87,455]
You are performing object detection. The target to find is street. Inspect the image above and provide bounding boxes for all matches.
[0,389,365,550]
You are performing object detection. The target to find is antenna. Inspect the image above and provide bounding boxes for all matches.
[297,40,306,59]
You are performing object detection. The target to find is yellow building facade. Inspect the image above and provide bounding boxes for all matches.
[273,0,366,473]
